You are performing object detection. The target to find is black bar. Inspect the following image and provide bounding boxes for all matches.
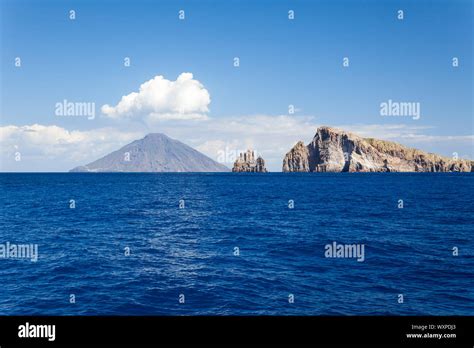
[0,316,472,346]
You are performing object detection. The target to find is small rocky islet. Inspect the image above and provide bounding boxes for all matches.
[232,150,267,173]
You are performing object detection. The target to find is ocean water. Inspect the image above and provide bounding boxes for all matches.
[0,173,473,315]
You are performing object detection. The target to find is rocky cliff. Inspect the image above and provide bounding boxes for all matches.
[283,126,473,173]
[232,150,267,172]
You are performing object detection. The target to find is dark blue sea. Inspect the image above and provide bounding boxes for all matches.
[0,173,473,315]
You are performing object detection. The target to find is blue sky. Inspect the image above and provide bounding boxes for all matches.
[1,0,473,171]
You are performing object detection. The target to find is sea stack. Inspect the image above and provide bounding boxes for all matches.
[283,126,473,173]
[232,150,268,172]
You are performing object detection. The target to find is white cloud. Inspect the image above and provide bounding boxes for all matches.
[160,120,474,169]
[101,73,210,121]
[338,124,434,140]
[1,120,472,172]
[151,115,320,170]
[148,112,209,121]
[0,124,142,171]
[0,116,318,172]
[339,123,474,144]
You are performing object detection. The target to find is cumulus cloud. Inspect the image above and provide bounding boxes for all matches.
[101,73,210,121]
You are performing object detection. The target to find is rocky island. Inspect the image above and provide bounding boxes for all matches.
[283,126,473,172]
[70,133,230,172]
[232,150,267,172]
